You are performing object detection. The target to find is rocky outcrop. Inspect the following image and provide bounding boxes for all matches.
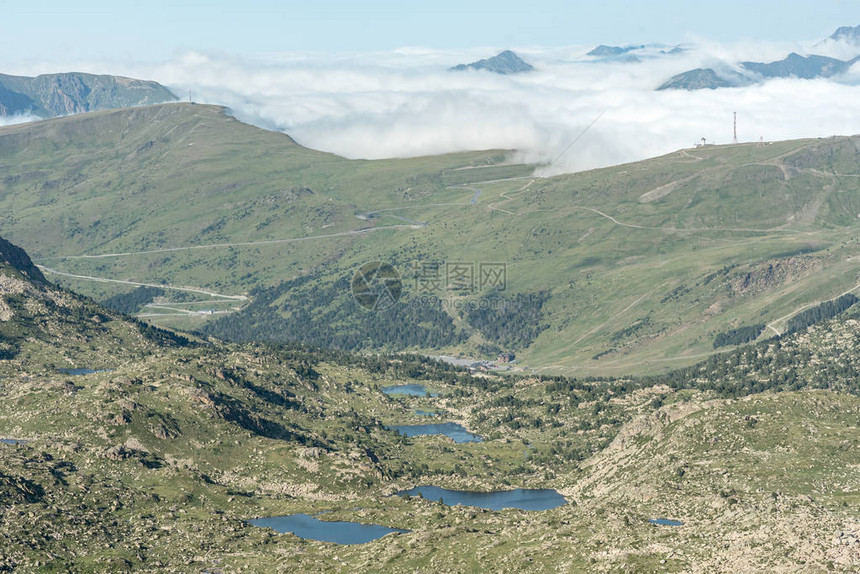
[0,235,45,283]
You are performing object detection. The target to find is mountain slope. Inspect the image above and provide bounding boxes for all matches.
[0,72,176,118]
[3,234,860,571]
[450,50,534,74]
[3,104,860,375]
[830,25,860,43]
[565,389,860,572]
[657,67,742,90]
[0,228,192,366]
[741,52,858,79]
[659,52,859,90]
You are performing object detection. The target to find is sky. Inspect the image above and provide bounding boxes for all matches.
[2,1,860,173]
[2,0,856,63]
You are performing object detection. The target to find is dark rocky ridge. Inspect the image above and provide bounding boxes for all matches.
[0,236,45,283]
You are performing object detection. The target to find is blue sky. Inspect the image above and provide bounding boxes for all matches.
[2,0,857,64]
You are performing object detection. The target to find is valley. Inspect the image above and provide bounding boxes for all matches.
[2,104,860,376]
[2,231,860,571]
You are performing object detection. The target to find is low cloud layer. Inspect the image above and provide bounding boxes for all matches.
[0,113,40,127]
[9,37,860,174]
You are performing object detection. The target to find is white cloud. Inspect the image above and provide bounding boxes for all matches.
[6,38,860,174]
[0,113,40,127]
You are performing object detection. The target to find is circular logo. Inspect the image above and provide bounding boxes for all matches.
[351,261,402,311]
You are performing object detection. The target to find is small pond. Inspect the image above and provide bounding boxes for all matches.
[248,514,408,544]
[57,368,111,376]
[648,518,683,526]
[381,384,439,397]
[0,439,28,445]
[397,486,567,511]
[387,422,482,443]
[413,409,437,417]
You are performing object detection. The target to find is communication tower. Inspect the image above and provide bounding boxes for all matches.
[733,112,738,144]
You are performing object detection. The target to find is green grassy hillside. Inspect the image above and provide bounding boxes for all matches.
[3,104,860,375]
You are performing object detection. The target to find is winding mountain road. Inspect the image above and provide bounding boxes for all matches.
[37,225,422,261]
[37,266,247,301]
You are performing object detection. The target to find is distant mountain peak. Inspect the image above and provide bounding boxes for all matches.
[586,45,644,57]
[660,51,859,91]
[450,50,534,74]
[661,46,687,55]
[741,52,854,79]
[830,25,860,43]
[657,68,741,91]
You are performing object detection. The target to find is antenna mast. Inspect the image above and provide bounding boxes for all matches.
[733,112,738,144]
